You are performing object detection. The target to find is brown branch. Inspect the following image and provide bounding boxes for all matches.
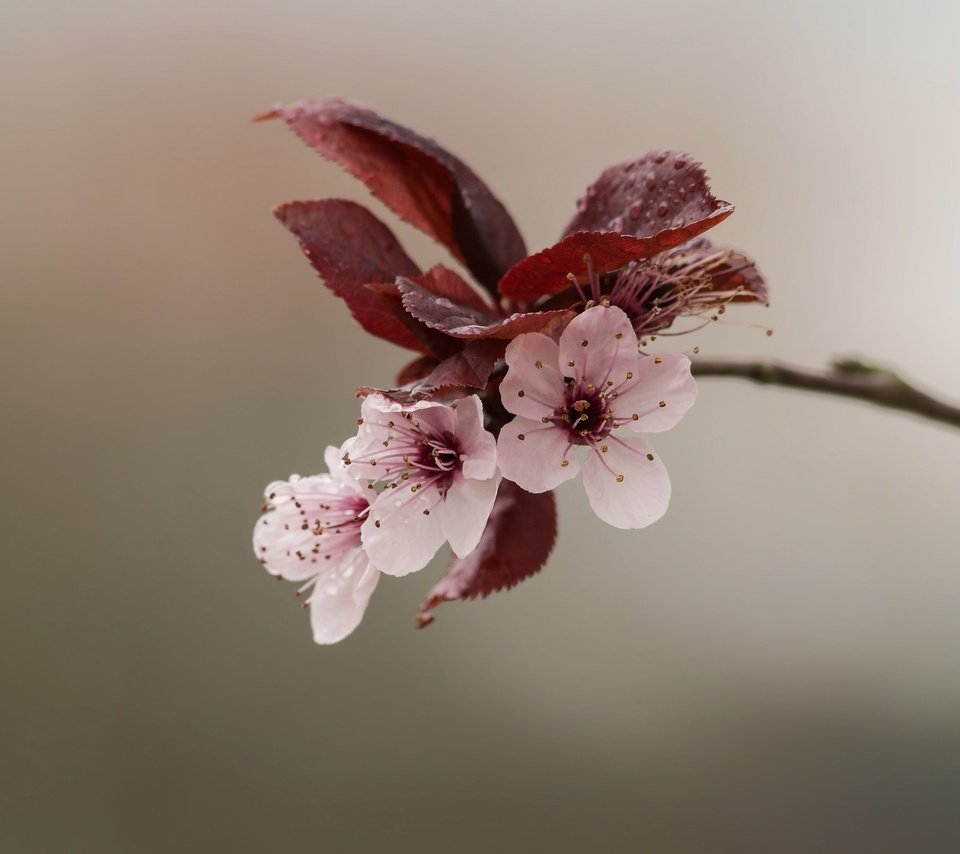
[692,357,960,430]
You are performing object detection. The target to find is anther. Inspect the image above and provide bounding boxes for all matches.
[646,453,654,461]
[659,400,666,408]
[518,433,526,441]
[580,339,589,347]
[535,360,543,369]
[518,390,525,397]
[560,459,570,467]
[616,474,625,483]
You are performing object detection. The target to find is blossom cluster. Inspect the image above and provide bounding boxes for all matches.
[252,98,766,643]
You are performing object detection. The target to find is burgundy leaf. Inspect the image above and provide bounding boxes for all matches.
[360,339,503,403]
[499,227,724,303]
[563,149,734,242]
[275,199,426,351]
[259,98,527,291]
[410,264,492,313]
[422,339,503,389]
[363,281,461,358]
[395,354,438,386]
[417,482,557,627]
[398,278,575,340]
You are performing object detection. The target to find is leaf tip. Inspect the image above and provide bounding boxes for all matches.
[253,106,284,123]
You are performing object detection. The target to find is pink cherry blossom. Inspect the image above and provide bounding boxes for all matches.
[496,304,697,529]
[343,394,500,577]
[253,444,380,644]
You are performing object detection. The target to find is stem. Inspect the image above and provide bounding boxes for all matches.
[692,357,960,430]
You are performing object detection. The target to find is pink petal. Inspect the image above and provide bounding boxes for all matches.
[558,305,639,386]
[500,333,564,419]
[439,473,502,558]
[496,417,580,493]
[613,353,697,433]
[580,436,671,529]
[307,552,380,645]
[361,485,446,577]
[253,474,364,583]
[453,395,498,481]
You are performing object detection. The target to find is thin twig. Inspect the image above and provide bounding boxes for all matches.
[692,357,960,430]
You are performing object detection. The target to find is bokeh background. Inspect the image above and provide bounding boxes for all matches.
[4,1,960,851]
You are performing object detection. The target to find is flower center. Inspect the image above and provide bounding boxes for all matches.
[561,384,612,444]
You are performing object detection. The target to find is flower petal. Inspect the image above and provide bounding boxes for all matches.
[581,436,671,529]
[439,472,501,558]
[307,552,380,644]
[558,305,638,387]
[613,353,697,433]
[253,474,365,583]
[361,485,446,577]
[454,395,498,481]
[496,417,580,493]
[500,333,564,419]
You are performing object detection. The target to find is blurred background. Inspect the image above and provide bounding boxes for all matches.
[3,1,960,851]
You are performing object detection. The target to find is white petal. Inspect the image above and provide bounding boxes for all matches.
[558,305,638,387]
[439,472,501,557]
[453,395,499,481]
[500,333,564,419]
[252,474,364,582]
[580,435,671,529]
[308,552,380,644]
[361,484,446,576]
[612,353,698,433]
[496,416,580,493]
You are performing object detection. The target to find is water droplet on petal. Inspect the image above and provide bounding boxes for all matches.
[608,216,624,233]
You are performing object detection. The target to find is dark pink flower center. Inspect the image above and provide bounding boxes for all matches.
[559,383,613,445]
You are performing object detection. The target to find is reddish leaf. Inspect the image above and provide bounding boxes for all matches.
[563,149,734,242]
[259,98,527,291]
[275,200,426,351]
[499,225,725,303]
[409,264,492,313]
[398,278,574,340]
[417,482,556,627]
[395,354,438,386]
[360,339,503,403]
[362,281,461,358]
[422,339,503,389]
